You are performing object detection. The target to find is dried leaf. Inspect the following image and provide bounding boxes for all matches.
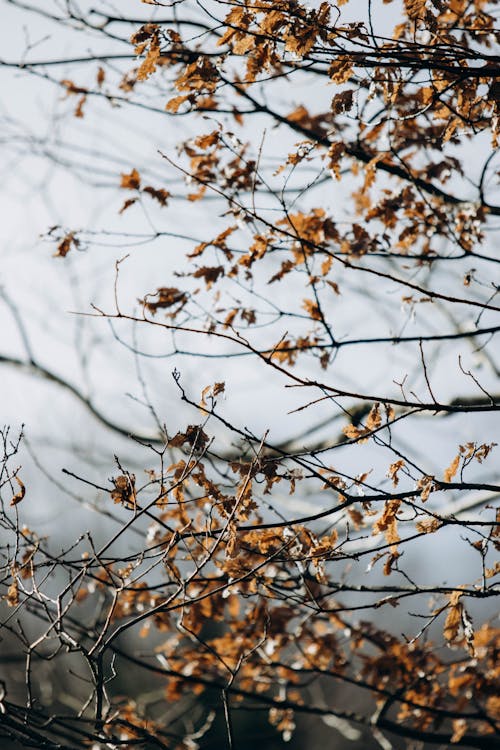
[119,197,138,214]
[10,476,25,506]
[366,403,382,431]
[387,460,405,487]
[6,580,19,607]
[121,168,141,190]
[165,95,189,113]
[111,474,137,508]
[444,454,460,483]
[136,27,161,81]
[443,591,463,643]
[143,186,170,206]
[450,719,467,743]
[54,231,79,258]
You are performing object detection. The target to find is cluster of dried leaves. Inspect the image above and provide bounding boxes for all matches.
[1,1,499,749]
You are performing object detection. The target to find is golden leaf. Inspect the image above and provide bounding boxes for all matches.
[415,518,441,534]
[443,118,459,143]
[223,309,238,329]
[200,381,225,410]
[416,475,434,502]
[404,0,427,20]
[6,580,19,607]
[60,79,87,96]
[302,298,321,321]
[450,719,467,743]
[120,168,141,190]
[232,35,256,56]
[443,591,463,642]
[374,500,401,551]
[165,95,189,113]
[366,402,382,431]
[385,517,400,546]
[387,460,405,487]
[485,562,500,579]
[331,89,354,115]
[443,454,460,483]
[343,424,365,442]
[137,29,161,81]
[143,186,170,206]
[111,474,137,508]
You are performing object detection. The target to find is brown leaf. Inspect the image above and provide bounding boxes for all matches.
[143,186,170,206]
[60,79,87,96]
[192,265,224,289]
[141,287,188,315]
[10,476,25,506]
[168,425,209,451]
[111,474,136,507]
[331,89,354,115]
[54,232,80,258]
[119,197,138,214]
[415,517,441,534]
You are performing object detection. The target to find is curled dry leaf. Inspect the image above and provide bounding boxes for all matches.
[443,591,463,643]
[6,580,19,607]
[10,476,25,506]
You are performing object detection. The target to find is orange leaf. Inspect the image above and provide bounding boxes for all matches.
[121,168,141,190]
[165,95,189,113]
[443,454,460,483]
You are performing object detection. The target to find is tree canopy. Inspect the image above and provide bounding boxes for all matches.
[0,1,499,749]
